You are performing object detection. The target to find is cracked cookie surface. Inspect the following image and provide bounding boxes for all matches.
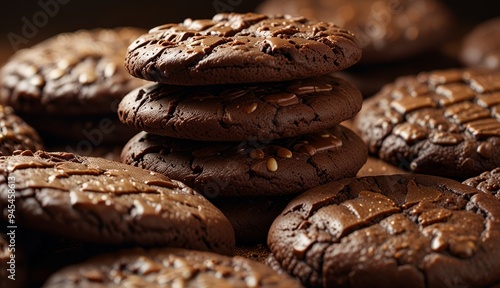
[354,68,500,179]
[0,150,235,255]
[461,17,500,70]
[118,75,362,141]
[125,13,361,85]
[42,247,303,288]
[120,125,367,197]
[267,174,500,288]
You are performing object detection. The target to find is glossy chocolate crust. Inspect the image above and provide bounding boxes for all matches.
[461,17,500,70]
[0,150,235,255]
[0,28,146,116]
[121,125,368,197]
[42,247,303,288]
[257,0,453,64]
[463,167,500,200]
[355,69,500,179]
[268,174,500,288]
[118,75,362,141]
[0,105,43,156]
[125,13,361,85]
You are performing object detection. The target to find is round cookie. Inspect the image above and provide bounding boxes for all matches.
[0,105,43,156]
[125,12,361,85]
[355,68,500,179]
[463,167,500,200]
[268,174,500,287]
[121,125,368,197]
[118,75,362,141]
[0,150,234,255]
[257,0,454,64]
[0,28,146,116]
[461,17,500,70]
[42,247,302,288]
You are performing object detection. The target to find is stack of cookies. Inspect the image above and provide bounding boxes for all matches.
[118,12,368,244]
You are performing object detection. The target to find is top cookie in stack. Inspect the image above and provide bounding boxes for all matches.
[124,12,361,85]
[119,12,368,243]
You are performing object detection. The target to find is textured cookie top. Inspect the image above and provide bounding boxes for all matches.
[121,125,367,197]
[118,75,362,141]
[0,28,146,116]
[355,68,500,178]
[268,174,500,288]
[0,105,43,156]
[257,0,453,64]
[463,167,500,200]
[0,150,234,255]
[125,13,361,85]
[43,247,303,288]
[461,17,500,70]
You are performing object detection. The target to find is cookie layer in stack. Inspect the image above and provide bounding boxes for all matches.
[118,12,368,244]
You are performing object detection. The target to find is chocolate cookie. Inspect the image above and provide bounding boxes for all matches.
[0,105,43,156]
[0,28,146,116]
[257,0,454,64]
[125,13,361,85]
[461,17,500,70]
[118,75,362,141]
[42,247,302,288]
[463,167,500,200]
[0,150,234,255]
[355,68,500,179]
[268,174,500,287]
[121,125,368,197]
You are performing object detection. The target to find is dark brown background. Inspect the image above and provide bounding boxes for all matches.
[0,0,498,58]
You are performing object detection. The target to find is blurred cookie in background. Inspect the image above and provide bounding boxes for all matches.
[0,28,146,145]
[335,50,461,97]
[460,17,500,70]
[257,0,455,64]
